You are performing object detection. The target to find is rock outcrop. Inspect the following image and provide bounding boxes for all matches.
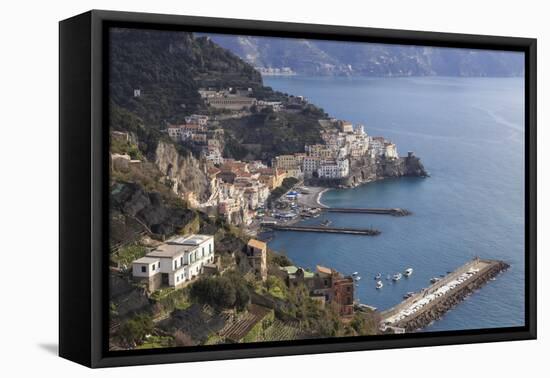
[154,141,210,201]
[110,182,196,239]
[306,153,428,188]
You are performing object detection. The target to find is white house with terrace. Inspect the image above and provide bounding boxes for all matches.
[132,234,215,292]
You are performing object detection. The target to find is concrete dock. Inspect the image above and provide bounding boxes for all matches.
[379,258,510,332]
[267,224,381,236]
[322,207,411,216]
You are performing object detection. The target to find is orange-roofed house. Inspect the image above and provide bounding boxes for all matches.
[313,265,355,318]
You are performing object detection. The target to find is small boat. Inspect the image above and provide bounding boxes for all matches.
[403,291,415,299]
[430,277,441,284]
[352,272,359,276]
[392,273,402,281]
[376,281,384,289]
[355,276,361,281]
[374,273,382,280]
[320,219,331,227]
[403,268,413,277]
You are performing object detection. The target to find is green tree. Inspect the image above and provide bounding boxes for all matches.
[118,314,154,346]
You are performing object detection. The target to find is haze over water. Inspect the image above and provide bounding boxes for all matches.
[265,75,525,331]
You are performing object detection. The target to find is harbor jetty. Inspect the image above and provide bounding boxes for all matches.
[267,224,381,236]
[322,207,411,216]
[379,258,510,333]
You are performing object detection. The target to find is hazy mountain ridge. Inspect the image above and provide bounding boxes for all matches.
[205,34,524,77]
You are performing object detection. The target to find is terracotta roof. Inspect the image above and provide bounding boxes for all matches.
[247,239,267,250]
[316,265,332,275]
[207,167,221,176]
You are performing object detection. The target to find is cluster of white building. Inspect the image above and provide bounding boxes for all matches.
[132,234,215,291]
[166,114,229,167]
[254,66,296,76]
[167,114,209,142]
[272,120,399,180]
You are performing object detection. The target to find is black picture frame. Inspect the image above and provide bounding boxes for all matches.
[59,9,537,368]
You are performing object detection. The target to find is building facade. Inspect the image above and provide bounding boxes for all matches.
[207,96,257,110]
[132,234,215,292]
[246,239,267,282]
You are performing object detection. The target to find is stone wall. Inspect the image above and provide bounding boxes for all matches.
[394,261,510,332]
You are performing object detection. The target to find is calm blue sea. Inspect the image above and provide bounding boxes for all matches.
[264,75,525,332]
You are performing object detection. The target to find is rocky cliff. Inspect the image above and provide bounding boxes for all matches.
[154,141,210,201]
[110,181,196,238]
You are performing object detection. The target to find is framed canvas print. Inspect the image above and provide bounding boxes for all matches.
[59,10,536,368]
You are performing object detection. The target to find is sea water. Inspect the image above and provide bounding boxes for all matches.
[264,75,525,331]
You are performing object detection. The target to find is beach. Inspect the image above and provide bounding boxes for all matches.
[296,186,329,208]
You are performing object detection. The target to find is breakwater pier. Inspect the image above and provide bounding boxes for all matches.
[379,258,510,332]
[267,224,381,236]
[321,207,411,216]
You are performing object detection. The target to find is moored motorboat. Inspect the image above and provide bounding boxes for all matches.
[403,268,413,277]
[376,280,384,289]
[374,273,382,280]
[430,277,441,284]
[403,291,415,299]
[352,272,359,276]
[392,273,402,281]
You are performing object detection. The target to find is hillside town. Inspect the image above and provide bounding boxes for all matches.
[148,86,401,228]
[109,86,399,349]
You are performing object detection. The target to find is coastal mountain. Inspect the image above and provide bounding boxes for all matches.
[108,29,329,238]
[109,28,263,126]
[109,29,329,164]
[204,34,524,77]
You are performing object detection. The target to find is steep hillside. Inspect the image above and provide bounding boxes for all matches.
[206,34,524,77]
[109,28,263,126]
[221,107,326,161]
[109,28,331,164]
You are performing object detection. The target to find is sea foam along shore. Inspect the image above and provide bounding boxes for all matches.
[316,188,330,208]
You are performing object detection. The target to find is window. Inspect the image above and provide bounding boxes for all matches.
[180,256,183,266]
[141,266,146,273]
[209,244,212,254]
[152,264,155,271]
[174,260,177,270]
[202,247,205,257]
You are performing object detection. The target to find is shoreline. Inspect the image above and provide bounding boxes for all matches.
[296,186,329,209]
[316,188,330,208]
